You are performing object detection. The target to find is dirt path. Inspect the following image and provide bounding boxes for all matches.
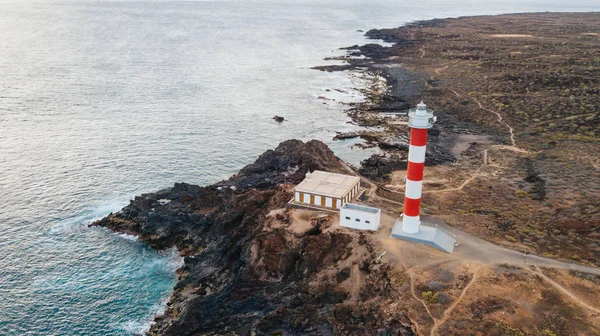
[431,268,480,336]
[420,219,600,321]
[449,88,461,98]
[406,262,482,336]
[471,96,516,147]
[433,65,448,75]
[423,165,484,194]
[349,265,363,302]
[491,144,530,154]
[407,269,435,332]
[422,143,531,194]
[534,267,600,315]
[448,88,517,146]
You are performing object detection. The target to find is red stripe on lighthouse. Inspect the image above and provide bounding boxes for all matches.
[409,128,428,146]
[406,161,425,181]
[404,127,427,221]
[403,197,421,217]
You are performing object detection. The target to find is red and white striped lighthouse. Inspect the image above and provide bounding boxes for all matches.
[401,101,436,234]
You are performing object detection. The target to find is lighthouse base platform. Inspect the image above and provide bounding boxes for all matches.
[391,220,456,254]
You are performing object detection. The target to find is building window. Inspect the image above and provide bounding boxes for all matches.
[365,221,370,224]
[345,216,351,220]
[355,218,360,222]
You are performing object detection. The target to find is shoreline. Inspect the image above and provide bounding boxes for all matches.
[94,12,600,336]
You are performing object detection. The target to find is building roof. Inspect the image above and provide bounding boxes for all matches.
[294,171,360,198]
[342,203,380,214]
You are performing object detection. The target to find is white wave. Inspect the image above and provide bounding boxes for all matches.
[48,200,126,234]
[121,249,182,336]
[160,247,184,272]
[118,233,139,242]
[120,320,149,335]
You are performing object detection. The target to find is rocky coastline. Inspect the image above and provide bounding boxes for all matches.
[315,33,460,182]
[94,12,600,336]
[94,18,445,336]
[92,19,443,336]
[93,140,415,335]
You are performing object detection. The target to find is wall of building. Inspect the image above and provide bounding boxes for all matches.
[340,207,380,231]
[295,191,342,209]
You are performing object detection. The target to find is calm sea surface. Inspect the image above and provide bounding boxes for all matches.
[1,0,598,334]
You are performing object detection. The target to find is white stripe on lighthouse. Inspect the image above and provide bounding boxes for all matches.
[408,145,426,163]
[401,214,420,234]
[405,179,423,199]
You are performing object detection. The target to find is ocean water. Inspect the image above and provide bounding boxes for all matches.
[1,0,599,335]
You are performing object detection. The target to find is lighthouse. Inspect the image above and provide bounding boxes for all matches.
[401,101,435,233]
[391,102,456,253]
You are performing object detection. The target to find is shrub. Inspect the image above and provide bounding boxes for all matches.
[495,321,525,336]
[515,189,531,198]
[427,281,445,291]
[422,291,439,304]
[436,292,451,304]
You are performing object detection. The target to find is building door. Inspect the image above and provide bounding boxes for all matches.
[321,197,326,207]
[310,194,315,205]
[299,193,304,203]
[332,198,337,209]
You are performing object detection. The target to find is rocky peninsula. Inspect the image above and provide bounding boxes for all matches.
[95,12,600,336]
[95,140,416,335]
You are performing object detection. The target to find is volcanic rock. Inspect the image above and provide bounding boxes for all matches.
[92,139,415,336]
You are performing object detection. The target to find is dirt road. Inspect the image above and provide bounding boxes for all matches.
[423,216,600,276]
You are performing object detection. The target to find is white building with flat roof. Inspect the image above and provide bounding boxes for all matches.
[340,203,381,231]
[294,171,360,210]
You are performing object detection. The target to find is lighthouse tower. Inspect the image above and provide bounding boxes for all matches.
[391,102,456,253]
[400,101,435,234]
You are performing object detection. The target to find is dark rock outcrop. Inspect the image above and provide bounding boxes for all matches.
[93,140,415,336]
[359,153,408,182]
[222,139,348,191]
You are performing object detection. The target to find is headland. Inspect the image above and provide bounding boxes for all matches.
[94,12,600,336]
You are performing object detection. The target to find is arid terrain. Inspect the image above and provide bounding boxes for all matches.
[337,12,600,266]
[94,13,600,336]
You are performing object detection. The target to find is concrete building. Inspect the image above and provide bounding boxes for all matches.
[340,203,381,231]
[294,171,360,210]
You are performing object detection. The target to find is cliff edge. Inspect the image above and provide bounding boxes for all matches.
[93,139,415,336]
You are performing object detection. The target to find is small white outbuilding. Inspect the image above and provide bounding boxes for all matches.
[340,203,381,231]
